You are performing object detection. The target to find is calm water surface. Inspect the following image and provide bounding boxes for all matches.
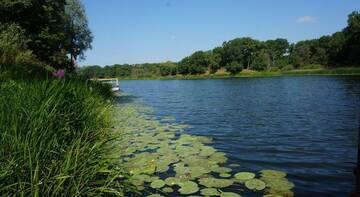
[119,76,360,196]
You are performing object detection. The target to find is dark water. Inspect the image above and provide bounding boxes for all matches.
[119,76,360,196]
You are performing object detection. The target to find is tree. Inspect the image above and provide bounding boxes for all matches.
[225,61,243,74]
[290,41,311,68]
[343,11,360,65]
[209,47,223,73]
[161,61,177,76]
[265,38,289,66]
[179,51,210,75]
[252,50,271,71]
[222,37,261,69]
[65,0,93,70]
[0,24,37,65]
[0,0,69,67]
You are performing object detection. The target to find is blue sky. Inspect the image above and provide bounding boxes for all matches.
[82,0,360,66]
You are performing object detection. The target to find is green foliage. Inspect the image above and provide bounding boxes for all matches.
[179,51,211,75]
[225,61,243,74]
[159,61,177,76]
[0,24,37,65]
[0,79,128,196]
[281,64,294,71]
[65,0,93,69]
[0,0,92,70]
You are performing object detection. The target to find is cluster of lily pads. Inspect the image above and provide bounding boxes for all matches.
[114,102,295,197]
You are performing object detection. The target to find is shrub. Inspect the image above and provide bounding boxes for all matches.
[269,67,280,72]
[0,79,128,196]
[225,61,243,74]
[281,64,294,71]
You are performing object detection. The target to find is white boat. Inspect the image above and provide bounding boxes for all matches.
[95,78,120,92]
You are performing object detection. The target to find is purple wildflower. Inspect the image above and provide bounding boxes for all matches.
[53,69,65,78]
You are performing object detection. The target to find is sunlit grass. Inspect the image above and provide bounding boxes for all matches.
[0,79,132,196]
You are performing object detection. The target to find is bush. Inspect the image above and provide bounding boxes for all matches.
[269,67,280,72]
[225,61,243,74]
[300,64,324,69]
[281,64,294,71]
[0,79,129,196]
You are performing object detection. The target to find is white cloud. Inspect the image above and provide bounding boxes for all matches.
[296,16,316,24]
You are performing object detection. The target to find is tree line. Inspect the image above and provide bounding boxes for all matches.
[80,11,360,78]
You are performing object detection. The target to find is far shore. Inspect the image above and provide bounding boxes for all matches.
[116,67,360,80]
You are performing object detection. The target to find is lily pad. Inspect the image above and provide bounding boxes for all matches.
[265,178,295,191]
[200,188,220,196]
[220,192,242,197]
[260,170,286,179]
[234,172,255,181]
[263,195,283,197]
[162,187,174,193]
[200,146,216,157]
[219,173,231,178]
[150,180,165,189]
[212,166,232,173]
[147,194,164,197]
[178,181,199,195]
[199,178,234,188]
[245,178,266,191]
[266,188,294,197]
[164,177,182,186]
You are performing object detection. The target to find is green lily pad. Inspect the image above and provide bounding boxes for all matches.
[147,194,164,197]
[150,180,165,189]
[263,195,283,197]
[162,187,174,193]
[260,170,286,179]
[266,188,294,197]
[234,172,255,181]
[220,192,242,197]
[196,136,213,144]
[200,188,220,196]
[178,181,199,195]
[265,178,295,191]
[199,178,234,188]
[164,177,182,186]
[245,178,266,191]
[200,146,216,157]
[219,173,231,178]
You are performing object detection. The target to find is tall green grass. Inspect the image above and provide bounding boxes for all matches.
[0,79,130,196]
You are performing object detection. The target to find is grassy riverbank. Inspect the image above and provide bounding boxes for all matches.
[0,79,132,196]
[116,67,360,80]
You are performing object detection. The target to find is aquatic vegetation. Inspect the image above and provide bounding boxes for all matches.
[245,178,266,191]
[115,100,295,196]
[198,178,234,188]
[200,188,220,196]
[220,192,242,197]
[178,181,199,194]
[234,172,256,181]
[150,180,165,189]
[260,170,287,179]
[162,187,174,193]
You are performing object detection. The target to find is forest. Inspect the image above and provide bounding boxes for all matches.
[80,11,360,79]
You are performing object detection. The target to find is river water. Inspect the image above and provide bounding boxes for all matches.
[119,76,360,196]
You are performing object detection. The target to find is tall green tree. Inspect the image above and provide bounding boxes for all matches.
[0,0,68,67]
[343,11,360,65]
[65,0,93,70]
[265,38,289,66]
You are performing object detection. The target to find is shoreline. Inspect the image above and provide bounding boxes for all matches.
[116,67,360,81]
